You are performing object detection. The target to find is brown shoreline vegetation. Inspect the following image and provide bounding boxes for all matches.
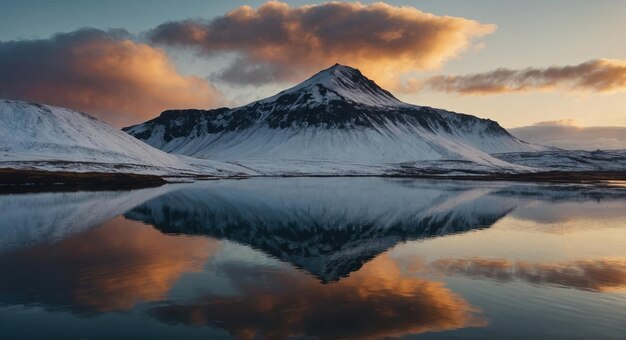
[0,168,166,193]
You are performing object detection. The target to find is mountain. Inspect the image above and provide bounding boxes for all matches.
[124,64,547,175]
[0,99,251,176]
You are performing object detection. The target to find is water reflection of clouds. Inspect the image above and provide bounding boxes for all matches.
[0,215,488,338]
[0,217,216,314]
[1,179,625,337]
[430,257,626,292]
[511,201,626,226]
[151,254,485,339]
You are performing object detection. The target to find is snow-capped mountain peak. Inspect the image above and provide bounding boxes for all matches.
[124,64,550,174]
[261,63,405,108]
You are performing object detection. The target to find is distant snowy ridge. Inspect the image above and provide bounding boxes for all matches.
[494,150,626,172]
[0,99,253,176]
[125,64,548,175]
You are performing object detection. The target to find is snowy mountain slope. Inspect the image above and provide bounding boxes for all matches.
[0,99,253,176]
[124,64,548,174]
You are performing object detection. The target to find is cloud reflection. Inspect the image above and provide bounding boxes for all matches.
[431,257,626,292]
[151,254,484,339]
[0,217,216,314]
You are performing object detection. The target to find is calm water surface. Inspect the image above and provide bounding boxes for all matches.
[0,178,625,339]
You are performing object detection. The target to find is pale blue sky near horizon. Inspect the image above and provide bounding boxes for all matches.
[1,0,625,127]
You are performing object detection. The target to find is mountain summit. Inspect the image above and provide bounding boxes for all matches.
[124,64,547,175]
[262,63,404,108]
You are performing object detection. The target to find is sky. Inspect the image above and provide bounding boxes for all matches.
[1,0,625,130]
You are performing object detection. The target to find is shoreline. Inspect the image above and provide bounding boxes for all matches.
[1,168,626,194]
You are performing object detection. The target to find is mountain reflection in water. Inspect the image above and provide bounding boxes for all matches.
[124,178,518,282]
[0,178,625,339]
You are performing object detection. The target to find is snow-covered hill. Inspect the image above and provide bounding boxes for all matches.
[494,149,626,172]
[125,64,547,175]
[0,99,252,176]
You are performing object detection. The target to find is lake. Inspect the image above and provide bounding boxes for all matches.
[0,178,625,339]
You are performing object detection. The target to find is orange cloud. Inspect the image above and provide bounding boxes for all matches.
[431,257,626,292]
[424,59,626,95]
[151,254,485,339]
[0,28,224,127]
[0,217,218,314]
[149,1,495,89]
